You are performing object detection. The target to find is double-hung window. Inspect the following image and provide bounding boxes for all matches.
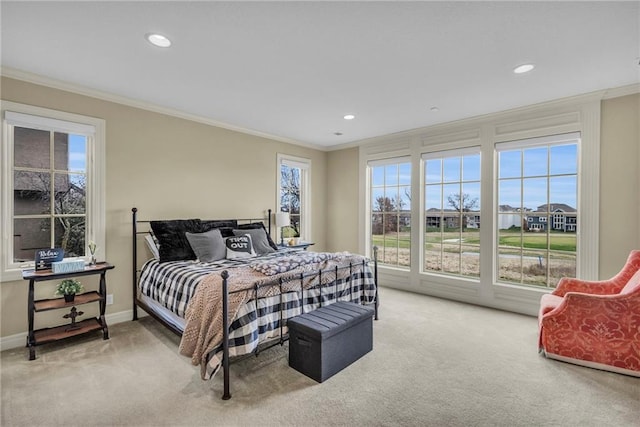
[496,133,579,288]
[423,148,481,277]
[1,102,105,281]
[277,154,311,242]
[368,158,411,268]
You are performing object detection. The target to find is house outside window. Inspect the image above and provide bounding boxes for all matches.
[423,148,481,277]
[277,154,311,242]
[496,133,579,288]
[1,102,105,281]
[368,158,411,268]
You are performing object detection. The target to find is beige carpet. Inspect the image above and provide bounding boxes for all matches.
[1,287,639,426]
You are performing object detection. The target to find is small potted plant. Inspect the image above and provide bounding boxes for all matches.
[55,279,84,302]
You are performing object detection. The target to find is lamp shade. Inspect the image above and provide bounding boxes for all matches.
[275,212,291,227]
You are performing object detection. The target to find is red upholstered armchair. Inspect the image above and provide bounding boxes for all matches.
[538,250,640,377]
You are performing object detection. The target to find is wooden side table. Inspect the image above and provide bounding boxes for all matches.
[22,262,114,360]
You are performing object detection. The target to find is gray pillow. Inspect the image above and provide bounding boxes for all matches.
[233,228,275,255]
[185,228,226,263]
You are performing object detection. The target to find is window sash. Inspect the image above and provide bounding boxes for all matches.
[2,102,105,281]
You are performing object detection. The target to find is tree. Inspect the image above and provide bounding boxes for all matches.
[14,172,86,257]
[372,196,401,234]
[280,166,301,237]
[447,193,479,229]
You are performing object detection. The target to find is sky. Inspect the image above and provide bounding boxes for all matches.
[371,143,578,212]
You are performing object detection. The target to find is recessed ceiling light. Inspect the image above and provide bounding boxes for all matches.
[430,106,440,112]
[343,114,355,120]
[334,132,343,136]
[146,33,172,48]
[513,63,535,74]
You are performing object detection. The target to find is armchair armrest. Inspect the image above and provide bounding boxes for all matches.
[552,250,640,297]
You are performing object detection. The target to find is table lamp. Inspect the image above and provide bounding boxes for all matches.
[275,212,290,245]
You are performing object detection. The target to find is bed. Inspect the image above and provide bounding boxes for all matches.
[131,208,378,399]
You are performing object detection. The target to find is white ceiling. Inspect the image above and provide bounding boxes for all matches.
[2,1,639,150]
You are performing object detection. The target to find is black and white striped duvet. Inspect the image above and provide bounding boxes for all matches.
[138,250,377,379]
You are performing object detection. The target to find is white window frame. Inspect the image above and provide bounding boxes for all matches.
[421,146,482,278]
[359,94,600,315]
[1,101,106,282]
[276,154,311,242]
[367,156,412,270]
[495,132,581,288]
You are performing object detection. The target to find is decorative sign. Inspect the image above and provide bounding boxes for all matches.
[35,248,65,271]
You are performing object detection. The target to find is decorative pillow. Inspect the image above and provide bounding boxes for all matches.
[144,233,160,259]
[185,228,226,263]
[233,228,275,255]
[150,219,201,263]
[225,235,256,259]
[200,219,238,232]
[236,222,279,250]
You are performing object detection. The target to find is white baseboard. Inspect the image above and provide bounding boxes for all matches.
[0,309,138,352]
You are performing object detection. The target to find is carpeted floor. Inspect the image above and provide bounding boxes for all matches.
[1,287,638,426]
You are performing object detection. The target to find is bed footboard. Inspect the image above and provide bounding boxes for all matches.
[219,246,378,400]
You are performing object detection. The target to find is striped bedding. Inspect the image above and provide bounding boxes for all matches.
[137,250,377,379]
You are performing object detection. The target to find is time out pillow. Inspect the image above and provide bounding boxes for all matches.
[225,235,256,259]
[233,228,275,255]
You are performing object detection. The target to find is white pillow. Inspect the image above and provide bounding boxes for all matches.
[145,234,160,259]
[225,235,256,259]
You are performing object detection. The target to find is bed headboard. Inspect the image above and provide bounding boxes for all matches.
[131,207,272,304]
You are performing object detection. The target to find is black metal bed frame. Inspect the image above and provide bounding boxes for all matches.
[131,207,378,400]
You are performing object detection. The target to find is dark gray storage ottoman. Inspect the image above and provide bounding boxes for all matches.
[288,301,374,382]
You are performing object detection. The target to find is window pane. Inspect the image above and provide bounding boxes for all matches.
[523,177,547,211]
[425,159,442,184]
[462,182,481,211]
[55,133,87,172]
[54,216,85,257]
[14,127,50,169]
[13,217,52,262]
[371,188,385,212]
[54,173,86,215]
[499,151,521,179]
[372,166,385,186]
[498,180,521,208]
[398,186,411,210]
[398,163,411,185]
[13,171,51,215]
[425,185,442,210]
[443,157,460,182]
[523,147,548,177]
[549,176,577,209]
[442,183,460,213]
[462,154,480,181]
[385,164,398,186]
[550,144,577,175]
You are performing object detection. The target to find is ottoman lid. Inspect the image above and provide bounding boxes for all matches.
[287,301,374,340]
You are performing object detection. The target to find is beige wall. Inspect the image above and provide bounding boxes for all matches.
[326,147,360,253]
[599,93,640,278]
[0,77,327,337]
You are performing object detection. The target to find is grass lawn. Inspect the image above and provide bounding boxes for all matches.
[373,229,576,252]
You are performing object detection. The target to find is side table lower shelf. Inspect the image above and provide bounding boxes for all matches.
[29,318,108,359]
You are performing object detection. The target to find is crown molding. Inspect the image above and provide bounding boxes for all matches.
[602,83,640,100]
[0,67,328,152]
